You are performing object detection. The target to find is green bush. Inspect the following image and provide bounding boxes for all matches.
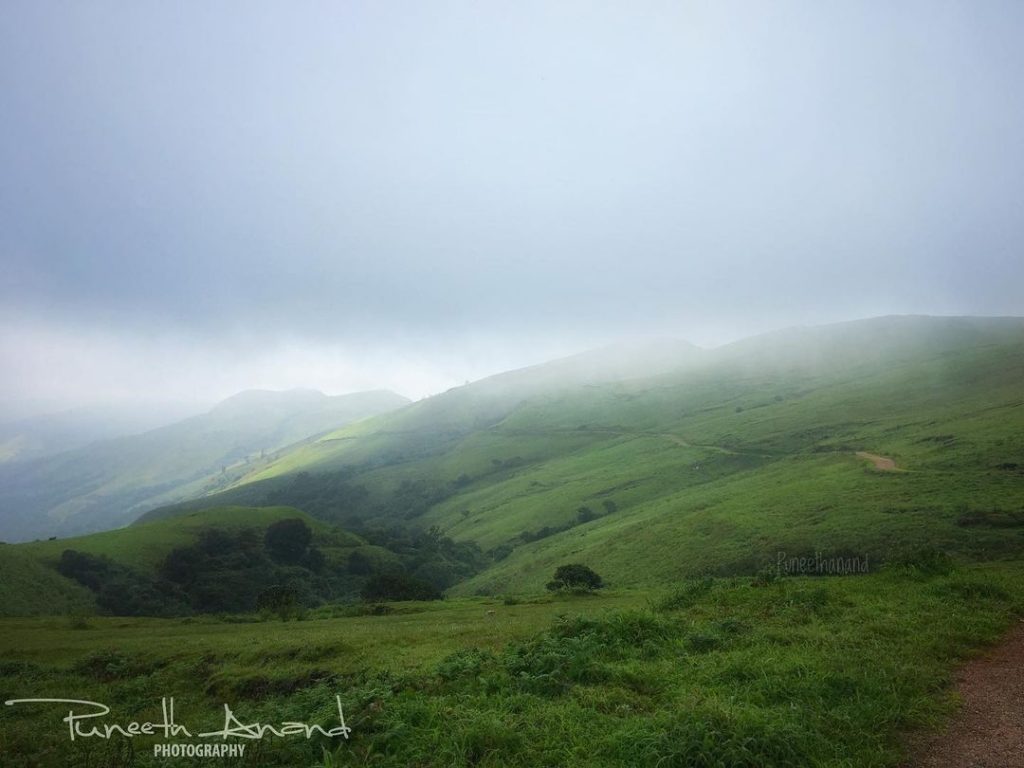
[545,564,604,592]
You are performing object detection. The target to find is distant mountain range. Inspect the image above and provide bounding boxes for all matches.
[0,388,409,541]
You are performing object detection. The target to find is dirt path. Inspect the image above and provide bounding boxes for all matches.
[856,451,899,471]
[908,620,1024,767]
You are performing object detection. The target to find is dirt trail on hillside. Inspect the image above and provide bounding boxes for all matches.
[856,451,899,471]
[908,621,1024,767]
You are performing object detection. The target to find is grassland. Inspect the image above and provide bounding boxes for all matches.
[2,561,1022,767]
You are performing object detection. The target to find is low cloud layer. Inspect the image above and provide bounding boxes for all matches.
[2,1,1023,414]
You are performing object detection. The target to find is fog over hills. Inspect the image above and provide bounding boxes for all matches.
[136,316,1023,593]
[0,402,203,465]
[0,388,409,541]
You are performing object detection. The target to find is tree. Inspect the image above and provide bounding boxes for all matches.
[264,518,312,564]
[546,563,604,592]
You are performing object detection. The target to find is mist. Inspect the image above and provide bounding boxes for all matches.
[2,1,1023,415]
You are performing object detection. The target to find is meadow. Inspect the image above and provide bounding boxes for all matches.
[2,560,1022,767]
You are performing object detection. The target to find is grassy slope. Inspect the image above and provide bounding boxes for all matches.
[158,317,1024,594]
[0,546,95,616]
[451,334,1024,593]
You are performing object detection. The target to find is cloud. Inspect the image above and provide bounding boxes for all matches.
[1,1,1023,411]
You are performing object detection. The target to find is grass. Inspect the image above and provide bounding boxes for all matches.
[2,563,1022,767]
[142,318,1024,595]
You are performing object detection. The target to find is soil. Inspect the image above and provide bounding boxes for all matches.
[907,620,1024,767]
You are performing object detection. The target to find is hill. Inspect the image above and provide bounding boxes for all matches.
[0,505,324,616]
[148,316,1024,593]
[0,503,487,617]
[0,388,410,542]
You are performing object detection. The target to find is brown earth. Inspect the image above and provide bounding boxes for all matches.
[907,620,1024,767]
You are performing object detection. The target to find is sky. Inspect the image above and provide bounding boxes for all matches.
[2,1,1023,416]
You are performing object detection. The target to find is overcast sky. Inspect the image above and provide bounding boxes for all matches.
[2,1,1023,416]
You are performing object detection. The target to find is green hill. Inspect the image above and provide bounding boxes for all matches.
[0,545,95,616]
[147,316,1024,593]
[14,505,333,572]
[0,503,489,617]
[0,506,333,616]
[0,388,409,541]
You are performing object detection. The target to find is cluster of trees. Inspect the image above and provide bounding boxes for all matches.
[265,471,371,522]
[259,470,453,525]
[159,520,328,613]
[57,549,187,616]
[56,517,489,616]
[343,523,487,601]
[520,501,618,543]
[59,519,329,616]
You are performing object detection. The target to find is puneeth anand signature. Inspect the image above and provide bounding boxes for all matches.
[5,695,351,757]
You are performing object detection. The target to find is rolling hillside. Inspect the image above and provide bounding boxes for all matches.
[0,505,330,616]
[0,388,409,541]
[147,316,1024,593]
[0,503,486,617]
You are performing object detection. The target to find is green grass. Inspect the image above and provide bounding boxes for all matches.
[0,546,95,616]
[2,563,1022,767]
[142,318,1024,595]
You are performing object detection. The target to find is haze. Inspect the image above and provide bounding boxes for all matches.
[2,1,1023,417]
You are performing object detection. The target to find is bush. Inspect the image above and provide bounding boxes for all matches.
[361,572,442,602]
[546,564,604,592]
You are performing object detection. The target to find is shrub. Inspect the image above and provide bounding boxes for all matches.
[546,564,604,592]
[361,572,442,602]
